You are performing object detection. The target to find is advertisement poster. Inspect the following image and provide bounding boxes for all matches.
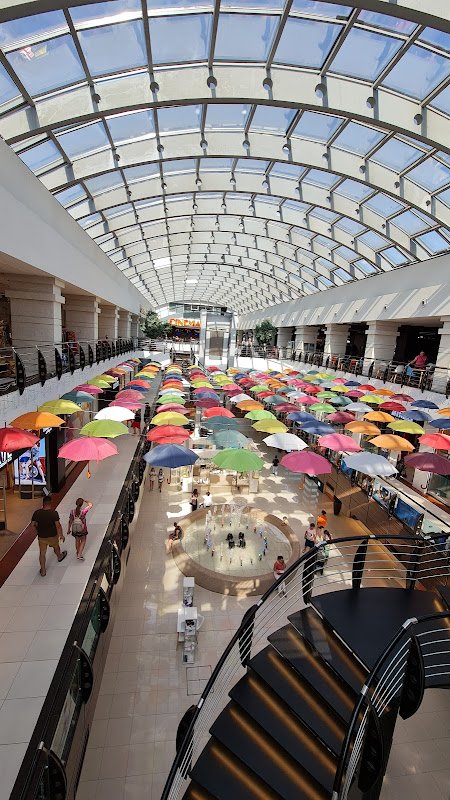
[14,439,46,486]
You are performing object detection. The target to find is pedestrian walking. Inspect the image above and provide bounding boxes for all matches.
[157,468,164,492]
[148,466,156,490]
[273,555,287,596]
[272,456,279,475]
[31,496,67,577]
[68,498,93,561]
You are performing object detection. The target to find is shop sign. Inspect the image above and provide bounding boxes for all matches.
[169,318,201,329]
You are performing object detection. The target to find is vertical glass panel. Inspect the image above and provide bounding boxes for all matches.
[71,0,141,25]
[158,104,201,132]
[7,36,85,95]
[163,159,196,173]
[56,122,109,158]
[328,27,402,80]
[355,258,377,274]
[334,268,352,282]
[333,122,385,155]
[274,17,342,68]
[291,1,351,19]
[107,111,154,144]
[383,45,450,100]
[124,162,159,179]
[292,111,341,141]
[78,20,147,76]
[205,103,250,128]
[371,138,423,171]
[0,11,68,48]
[150,14,212,64]
[407,158,450,191]
[18,139,62,172]
[357,11,416,34]
[0,62,21,105]
[214,13,279,61]
[200,157,234,170]
[221,0,284,8]
[250,105,296,133]
[235,158,268,172]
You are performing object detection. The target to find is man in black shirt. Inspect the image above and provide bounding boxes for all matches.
[31,496,67,577]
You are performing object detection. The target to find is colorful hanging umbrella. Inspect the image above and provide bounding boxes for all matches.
[318,433,361,453]
[399,409,431,422]
[88,378,111,389]
[345,421,380,436]
[95,406,134,422]
[310,403,336,414]
[156,395,186,405]
[342,452,397,476]
[363,411,395,423]
[345,403,373,413]
[75,384,104,395]
[404,452,450,475]
[369,434,414,452]
[280,451,331,476]
[38,399,82,415]
[287,411,315,423]
[379,402,406,412]
[265,396,287,406]
[359,385,376,391]
[213,431,249,449]
[411,399,439,409]
[117,390,146,401]
[263,433,308,452]
[96,374,116,384]
[151,412,190,426]
[274,403,301,414]
[301,421,335,436]
[212,449,263,472]
[346,390,364,399]
[360,395,383,404]
[127,380,152,389]
[252,420,288,433]
[230,394,252,403]
[375,388,394,397]
[147,425,191,443]
[237,401,264,411]
[203,407,234,418]
[206,417,239,429]
[429,418,450,429]
[144,445,198,468]
[110,400,143,412]
[62,391,95,404]
[10,412,64,430]
[391,394,414,402]
[245,410,276,421]
[195,398,220,409]
[419,433,450,450]
[326,411,355,424]
[80,419,129,438]
[157,404,189,414]
[437,407,450,416]
[58,437,118,478]
[0,427,39,451]
[387,421,424,435]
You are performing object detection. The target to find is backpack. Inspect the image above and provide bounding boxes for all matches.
[71,513,84,534]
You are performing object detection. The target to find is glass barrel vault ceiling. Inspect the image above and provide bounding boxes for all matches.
[0,1,450,314]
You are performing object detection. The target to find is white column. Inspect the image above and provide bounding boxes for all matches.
[432,317,450,393]
[5,276,64,348]
[364,321,399,363]
[277,326,294,348]
[130,314,141,340]
[98,305,119,339]
[294,325,320,355]
[118,309,131,339]
[64,295,100,342]
[323,323,350,359]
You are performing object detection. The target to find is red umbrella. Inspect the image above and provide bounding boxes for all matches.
[195,398,219,408]
[238,378,254,386]
[379,402,406,412]
[193,387,218,395]
[332,378,347,385]
[276,403,300,413]
[419,433,450,451]
[318,433,362,453]
[256,391,275,399]
[359,384,376,391]
[391,394,414,402]
[404,452,450,474]
[58,437,118,478]
[222,383,240,391]
[304,385,321,394]
[0,427,39,451]
[147,426,191,442]
[127,380,151,388]
[280,451,332,476]
[326,411,355,424]
[157,404,188,414]
[203,407,235,418]
[207,366,220,372]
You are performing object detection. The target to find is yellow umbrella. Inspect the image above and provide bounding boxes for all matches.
[360,394,383,404]
[363,411,395,423]
[10,412,64,429]
[369,434,414,452]
[387,421,424,435]
[89,378,111,388]
[237,400,264,411]
[38,399,82,415]
[97,374,116,384]
[252,420,288,433]
[332,385,350,393]
[151,412,190,426]
[227,367,239,374]
[345,421,380,435]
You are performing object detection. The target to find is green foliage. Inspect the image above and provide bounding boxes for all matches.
[254,320,277,346]
[142,312,172,339]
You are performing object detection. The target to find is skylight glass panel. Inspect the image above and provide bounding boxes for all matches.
[0,62,21,106]
[335,218,365,234]
[293,111,341,142]
[149,13,212,64]
[104,203,133,218]
[71,0,141,25]
[382,247,409,265]
[303,169,339,188]
[359,230,388,249]
[148,0,213,10]
[107,111,154,144]
[335,246,357,261]
[7,35,85,96]
[54,185,87,206]
[200,158,234,171]
[85,171,124,193]
[383,46,450,101]
[221,0,284,8]
[214,14,279,61]
[124,164,159,182]
[407,158,450,192]
[336,180,372,201]
[163,159,196,173]
[309,207,338,222]
[334,268,352,282]
[391,210,430,234]
[235,158,268,173]
[437,187,450,208]
[416,230,450,254]
[290,1,351,19]
[274,17,342,68]
[270,162,306,180]
[333,123,385,156]
[78,20,147,76]
[18,140,62,173]
[250,106,296,133]
[315,235,337,249]
[0,11,68,49]
[371,138,423,171]
[56,122,109,158]
[79,212,102,228]
[158,104,201,132]
[431,84,450,115]
[355,258,377,274]
[357,11,416,34]
[364,193,404,217]
[205,104,250,129]
[328,27,402,81]
[419,29,450,52]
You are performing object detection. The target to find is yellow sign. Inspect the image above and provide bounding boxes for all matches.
[169,318,201,329]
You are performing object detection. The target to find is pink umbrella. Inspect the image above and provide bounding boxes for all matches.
[157,404,188,414]
[346,390,364,398]
[317,433,362,453]
[326,411,355,424]
[297,396,319,406]
[419,433,450,451]
[110,400,143,411]
[333,378,347,385]
[222,384,240,391]
[58,437,118,478]
[116,390,146,401]
[404,452,450,474]
[280,451,332,476]
[75,383,103,395]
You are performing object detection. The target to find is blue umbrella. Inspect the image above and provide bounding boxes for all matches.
[61,391,95,404]
[344,381,361,387]
[287,411,315,423]
[194,391,220,399]
[144,445,198,468]
[213,430,249,449]
[207,417,239,429]
[395,409,431,422]
[125,385,148,392]
[429,418,450,429]
[301,421,335,435]
[411,399,439,409]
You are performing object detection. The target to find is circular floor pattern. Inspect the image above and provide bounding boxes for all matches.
[171,504,300,596]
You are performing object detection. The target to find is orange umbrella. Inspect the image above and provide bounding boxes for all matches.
[203,407,235,418]
[345,421,380,436]
[375,388,395,396]
[237,401,264,411]
[363,411,395,423]
[369,434,414,452]
[437,408,450,416]
[10,412,64,430]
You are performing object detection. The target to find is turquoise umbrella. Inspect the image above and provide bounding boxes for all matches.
[61,391,95,404]
[213,430,249,449]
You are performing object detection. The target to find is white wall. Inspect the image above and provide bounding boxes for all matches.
[0,139,150,315]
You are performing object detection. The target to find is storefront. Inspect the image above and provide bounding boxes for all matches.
[168,317,201,341]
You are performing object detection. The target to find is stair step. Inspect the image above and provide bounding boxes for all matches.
[183,782,218,800]
[267,626,357,723]
[287,607,367,693]
[238,648,345,755]
[210,702,332,799]
[190,740,284,800]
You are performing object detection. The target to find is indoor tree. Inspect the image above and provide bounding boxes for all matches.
[254,320,277,347]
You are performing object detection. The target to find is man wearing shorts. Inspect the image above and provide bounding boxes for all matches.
[31,496,67,577]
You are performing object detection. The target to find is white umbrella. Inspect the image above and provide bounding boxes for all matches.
[345,402,373,414]
[230,393,252,403]
[95,406,135,422]
[263,433,309,452]
[342,452,398,477]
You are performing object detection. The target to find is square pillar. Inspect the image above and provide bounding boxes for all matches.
[323,324,350,359]
[64,295,100,342]
[432,317,450,393]
[98,305,119,340]
[294,325,320,355]
[118,310,132,339]
[130,314,141,340]
[277,326,294,349]
[4,276,64,348]
[364,321,400,363]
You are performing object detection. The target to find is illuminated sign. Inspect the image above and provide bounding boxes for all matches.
[169,318,201,329]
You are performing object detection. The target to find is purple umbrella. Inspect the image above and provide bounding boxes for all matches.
[404,452,450,475]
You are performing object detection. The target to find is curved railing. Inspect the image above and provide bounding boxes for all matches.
[161,533,450,800]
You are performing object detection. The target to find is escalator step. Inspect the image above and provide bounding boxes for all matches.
[183,781,218,800]
[190,739,283,800]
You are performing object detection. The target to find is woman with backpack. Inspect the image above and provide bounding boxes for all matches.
[68,498,93,560]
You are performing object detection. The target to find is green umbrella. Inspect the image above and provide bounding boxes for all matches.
[277,386,297,394]
[213,431,249,449]
[329,396,352,407]
[265,395,286,405]
[250,384,270,393]
[317,391,337,399]
[156,395,186,404]
[360,395,383,404]
[245,410,276,421]
[310,403,336,413]
[212,448,264,472]
[80,420,129,438]
[387,420,424,435]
